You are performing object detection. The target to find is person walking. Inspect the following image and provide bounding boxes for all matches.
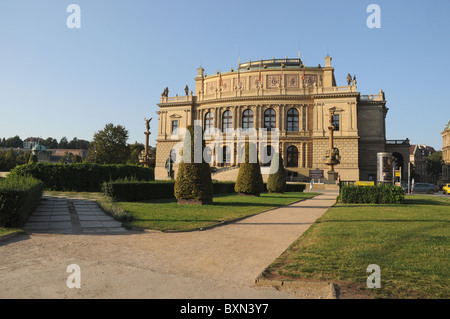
[309,180,313,191]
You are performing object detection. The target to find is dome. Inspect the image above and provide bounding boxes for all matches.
[32,144,46,152]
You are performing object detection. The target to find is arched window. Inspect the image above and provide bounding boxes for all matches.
[222,145,231,166]
[204,112,213,134]
[242,109,254,131]
[222,110,232,133]
[287,108,299,132]
[203,145,212,164]
[287,146,298,167]
[264,108,276,131]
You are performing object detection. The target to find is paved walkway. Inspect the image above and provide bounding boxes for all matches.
[1,191,338,299]
[23,196,127,234]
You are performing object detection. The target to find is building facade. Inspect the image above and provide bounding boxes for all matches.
[23,137,44,149]
[154,56,409,182]
[442,121,450,182]
[409,144,437,183]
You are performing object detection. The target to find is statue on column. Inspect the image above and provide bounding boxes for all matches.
[346,73,352,85]
[323,107,340,183]
[139,117,154,167]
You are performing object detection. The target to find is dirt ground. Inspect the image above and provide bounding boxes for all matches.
[0,192,354,299]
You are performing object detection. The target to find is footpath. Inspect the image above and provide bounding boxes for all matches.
[0,191,338,299]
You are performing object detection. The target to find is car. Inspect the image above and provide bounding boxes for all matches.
[443,183,450,195]
[412,183,439,194]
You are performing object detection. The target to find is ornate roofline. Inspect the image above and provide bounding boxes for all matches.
[158,92,363,107]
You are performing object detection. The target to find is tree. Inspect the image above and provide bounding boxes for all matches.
[174,125,213,204]
[4,148,17,171]
[72,154,83,163]
[43,137,58,149]
[426,151,443,179]
[267,152,286,193]
[127,142,145,165]
[16,150,32,166]
[59,137,69,149]
[29,154,38,163]
[235,140,264,196]
[5,135,23,148]
[86,123,130,164]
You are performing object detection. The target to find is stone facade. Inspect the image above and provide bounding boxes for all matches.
[442,121,450,182]
[154,56,409,182]
[409,144,437,183]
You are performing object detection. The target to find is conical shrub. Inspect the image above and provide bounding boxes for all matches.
[174,125,213,204]
[235,140,264,196]
[267,152,286,193]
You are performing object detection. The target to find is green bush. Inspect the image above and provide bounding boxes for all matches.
[235,141,264,196]
[8,163,154,192]
[102,180,175,202]
[340,185,404,204]
[0,175,44,227]
[267,153,286,193]
[285,183,306,192]
[174,125,213,203]
[213,181,236,194]
[103,180,238,202]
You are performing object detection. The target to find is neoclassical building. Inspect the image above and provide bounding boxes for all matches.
[442,121,450,182]
[154,56,409,182]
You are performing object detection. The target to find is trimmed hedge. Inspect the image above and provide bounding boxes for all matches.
[285,183,306,192]
[174,125,213,203]
[340,185,404,204]
[0,175,44,227]
[235,141,264,196]
[102,180,305,202]
[102,180,175,202]
[9,163,154,192]
[267,153,287,193]
[103,180,238,202]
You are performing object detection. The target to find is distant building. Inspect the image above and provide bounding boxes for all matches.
[155,55,410,182]
[32,143,51,162]
[442,121,450,182]
[23,137,44,149]
[409,144,437,183]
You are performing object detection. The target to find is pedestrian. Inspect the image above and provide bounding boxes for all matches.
[309,180,313,191]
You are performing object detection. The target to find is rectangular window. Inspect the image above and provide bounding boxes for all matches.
[332,114,340,131]
[171,120,179,135]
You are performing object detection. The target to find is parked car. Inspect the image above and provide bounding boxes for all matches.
[442,183,450,195]
[412,183,439,194]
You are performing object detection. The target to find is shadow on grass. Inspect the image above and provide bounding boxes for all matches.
[316,219,450,223]
[404,198,450,206]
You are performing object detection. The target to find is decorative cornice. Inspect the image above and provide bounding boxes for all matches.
[158,92,361,107]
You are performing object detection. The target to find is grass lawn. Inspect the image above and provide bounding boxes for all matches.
[0,227,22,237]
[263,195,450,299]
[117,192,319,232]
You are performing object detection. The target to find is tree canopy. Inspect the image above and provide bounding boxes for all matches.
[86,123,130,164]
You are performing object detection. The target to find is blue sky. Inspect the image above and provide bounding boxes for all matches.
[0,0,449,150]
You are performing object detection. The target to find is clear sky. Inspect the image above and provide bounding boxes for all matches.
[0,0,449,150]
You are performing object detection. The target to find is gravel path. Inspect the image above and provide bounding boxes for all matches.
[0,192,337,299]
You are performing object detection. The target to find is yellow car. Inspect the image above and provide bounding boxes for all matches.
[443,184,450,195]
